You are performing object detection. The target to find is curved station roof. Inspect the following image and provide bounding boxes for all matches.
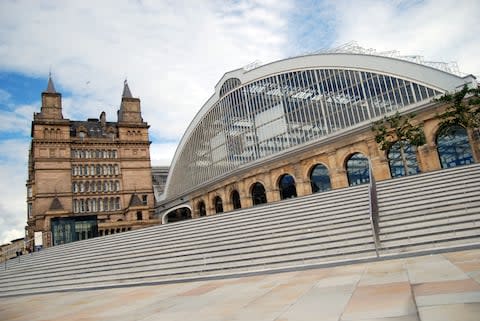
[164,53,476,200]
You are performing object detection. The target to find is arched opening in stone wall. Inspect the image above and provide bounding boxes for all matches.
[387,141,420,178]
[197,201,206,217]
[231,190,241,209]
[346,153,370,186]
[278,174,297,199]
[436,125,474,168]
[165,207,192,223]
[309,164,331,193]
[214,196,224,213]
[251,182,267,206]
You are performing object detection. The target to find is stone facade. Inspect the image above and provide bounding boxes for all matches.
[0,238,25,262]
[186,102,479,218]
[26,78,158,249]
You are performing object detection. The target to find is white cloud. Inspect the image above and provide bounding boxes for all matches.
[0,0,293,242]
[329,0,480,76]
[0,139,29,244]
[0,102,37,135]
[150,142,180,166]
[0,0,292,141]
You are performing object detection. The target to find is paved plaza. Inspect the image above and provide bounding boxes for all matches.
[1,248,480,321]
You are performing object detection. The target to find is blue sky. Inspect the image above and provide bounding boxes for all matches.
[0,0,479,244]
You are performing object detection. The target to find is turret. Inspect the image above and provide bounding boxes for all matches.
[118,80,143,123]
[36,75,63,120]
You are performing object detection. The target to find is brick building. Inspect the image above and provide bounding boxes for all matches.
[26,78,159,248]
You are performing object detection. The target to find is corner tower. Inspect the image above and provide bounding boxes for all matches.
[116,81,155,226]
[118,80,143,123]
[36,75,63,120]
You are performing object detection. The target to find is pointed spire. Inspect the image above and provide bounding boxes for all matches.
[122,79,133,98]
[46,72,56,93]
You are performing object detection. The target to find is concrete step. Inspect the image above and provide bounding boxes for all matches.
[3,186,369,269]
[379,229,480,253]
[377,191,480,216]
[380,217,479,240]
[376,164,480,192]
[379,201,480,225]
[0,242,377,296]
[0,220,374,285]
[0,206,371,277]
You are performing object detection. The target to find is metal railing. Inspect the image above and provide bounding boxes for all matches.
[368,164,380,257]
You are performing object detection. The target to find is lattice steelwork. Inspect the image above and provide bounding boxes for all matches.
[168,68,442,196]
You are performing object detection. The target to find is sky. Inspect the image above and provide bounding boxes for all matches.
[0,0,479,244]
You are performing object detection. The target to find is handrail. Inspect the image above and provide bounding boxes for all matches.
[368,163,380,257]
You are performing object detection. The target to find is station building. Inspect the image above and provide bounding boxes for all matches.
[158,51,479,222]
[26,79,158,248]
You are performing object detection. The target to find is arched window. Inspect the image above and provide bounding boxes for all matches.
[437,125,474,168]
[251,182,267,206]
[388,141,419,178]
[231,190,241,209]
[346,153,370,186]
[279,174,297,199]
[103,198,109,211]
[214,196,223,213]
[115,181,120,191]
[165,208,192,223]
[198,201,206,217]
[310,164,331,193]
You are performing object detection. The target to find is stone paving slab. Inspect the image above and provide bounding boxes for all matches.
[1,248,480,321]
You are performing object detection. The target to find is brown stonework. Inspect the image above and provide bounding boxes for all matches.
[26,79,158,249]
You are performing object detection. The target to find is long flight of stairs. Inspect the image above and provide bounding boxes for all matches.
[0,184,376,297]
[1,163,479,297]
[376,163,480,255]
